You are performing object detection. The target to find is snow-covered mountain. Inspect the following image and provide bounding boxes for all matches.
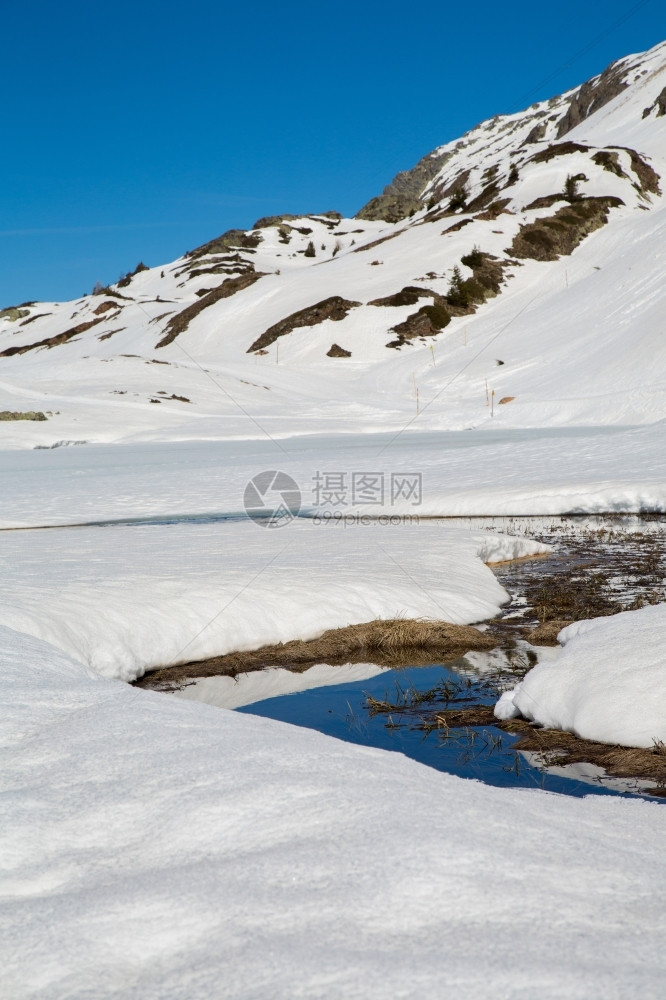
[1,41,665,448]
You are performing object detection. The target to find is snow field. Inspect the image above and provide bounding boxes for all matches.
[2,624,666,1000]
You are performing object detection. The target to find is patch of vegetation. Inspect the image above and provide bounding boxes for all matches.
[134,618,497,688]
[116,262,149,288]
[529,141,590,163]
[476,198,511,220]
[460,246,484,268]
[303,240,316,257]
[507,196,624,261]
[563,173,587,201]
[187,229,263,260]
[446,265,486,309]
[0,410,47,421]
[448,189,468,211]
[247,296,361,353]
[1,307,31,322]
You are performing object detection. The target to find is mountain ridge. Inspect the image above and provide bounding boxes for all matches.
[0,40,665,448]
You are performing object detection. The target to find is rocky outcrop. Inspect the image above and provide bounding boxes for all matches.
[507,197,623,262]
[555,58,630,137]
[156,273,265,348]
[188,229,263,259]
[356,148,455,223]
[0,318,105,357]
[247,297,360,353]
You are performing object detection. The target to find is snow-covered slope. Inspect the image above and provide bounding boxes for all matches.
[1,42,665,449]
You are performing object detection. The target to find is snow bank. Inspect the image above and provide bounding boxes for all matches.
[495,604,666,747]
[0,518,529,681]
[2,623,666,1000]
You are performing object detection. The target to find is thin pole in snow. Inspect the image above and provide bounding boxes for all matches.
[491,389,495,417]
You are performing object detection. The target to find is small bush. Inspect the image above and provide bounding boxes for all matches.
[460,246,484,268]
[304,241,316,257]
[420,303,451,329]
[448,189,467,211]
[563,174,587,202]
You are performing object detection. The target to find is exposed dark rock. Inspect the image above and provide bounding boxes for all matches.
[326,343,351,357]
[466,182,500,213]
[507,196,624,262]
[368,286,435,308]
[93,301,121,315]
[247,296,361,353]
[592,150,629,179]
[619,147,661,196]
[253,211,341,229]
[19,313,51,325]
[352,230,403,254]
[529,141,590,164]
[356,148,456,223]
[475,199,511,221]
[441,218,474,235]
[188,229,263,259]
[555,58,630,137]
[156,273,265,348]
[524,121,547,144]
[524,194,567,211]
[386,301,451,348]
[642,86,666,119]
[0,318,104,357]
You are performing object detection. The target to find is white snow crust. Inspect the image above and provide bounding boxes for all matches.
[2,624,666,1000]
[495,603,666,747]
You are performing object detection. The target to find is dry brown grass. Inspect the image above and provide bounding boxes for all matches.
[135,618,497,689]
[524,620,573,645]
[504,721,666,794]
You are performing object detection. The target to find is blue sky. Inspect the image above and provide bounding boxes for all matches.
[1,0,664,306]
